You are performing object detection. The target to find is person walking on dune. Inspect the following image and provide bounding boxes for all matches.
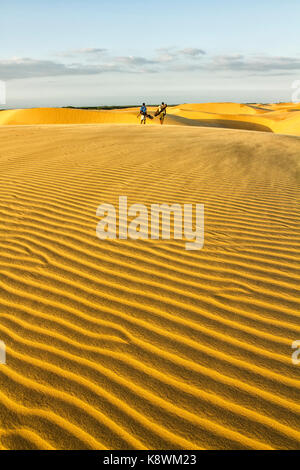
[155,102,167,125]
[139,102,147,124]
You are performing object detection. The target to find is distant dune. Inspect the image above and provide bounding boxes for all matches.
[0,123,299,449]
[1,102,300,135]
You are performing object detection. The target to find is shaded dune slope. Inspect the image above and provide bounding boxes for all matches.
[169,115,273,133]
[0,124,299,449]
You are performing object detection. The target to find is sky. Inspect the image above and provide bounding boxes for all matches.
[1,0,300,107]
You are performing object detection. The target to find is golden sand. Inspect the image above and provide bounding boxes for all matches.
[0,107,299,449]
[0,102,300,135]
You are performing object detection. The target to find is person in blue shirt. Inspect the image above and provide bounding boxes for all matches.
[139,102,147,124]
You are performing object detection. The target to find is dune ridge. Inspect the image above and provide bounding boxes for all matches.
[0,124,299,449]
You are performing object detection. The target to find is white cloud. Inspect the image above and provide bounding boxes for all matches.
[115,56,157,66]
[0,58,120,80]
[210,55,300,73]
[179,48,206,56]
[2,50,300,81]
[57,48,107,58]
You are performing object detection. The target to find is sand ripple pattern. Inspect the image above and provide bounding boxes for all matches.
[0,124,299,449]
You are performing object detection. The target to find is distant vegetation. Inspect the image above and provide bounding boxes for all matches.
[62,105,178,110]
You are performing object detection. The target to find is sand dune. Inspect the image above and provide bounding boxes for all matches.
[168,103,300,135]
[1,102,300,135]
[0,107,142,126]
[0,123,299,449]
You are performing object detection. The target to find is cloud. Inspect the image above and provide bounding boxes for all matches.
[74,48,107,54]
[156,47,206,62]
[155,47,178,63]
[115,56,157,66]
[0,58,119,80]
[167,53,300,74]
[179,48,206,56]
[210,55,300,73]
[2,50,300,81]
[57,48,107,57]
[0,56,158,80]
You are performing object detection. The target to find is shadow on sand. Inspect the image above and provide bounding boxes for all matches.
[168,115,273,133]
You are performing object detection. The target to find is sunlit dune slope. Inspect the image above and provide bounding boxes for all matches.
[0,107,183,128]
[173,102,259,115]
[0,107,143,125]
[0,124,299,450]
[259,103,300,112]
